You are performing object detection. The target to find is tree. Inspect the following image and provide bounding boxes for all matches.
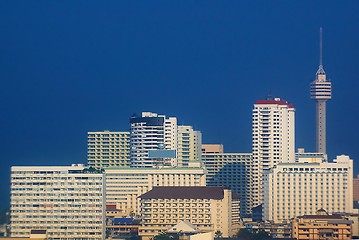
[215,230,223,239]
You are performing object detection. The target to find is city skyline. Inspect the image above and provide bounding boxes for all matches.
[1,1,359,210]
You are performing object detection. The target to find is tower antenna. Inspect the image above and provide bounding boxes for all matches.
[320,27,323,66]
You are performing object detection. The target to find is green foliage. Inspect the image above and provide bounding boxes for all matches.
[237,229,271,240]
[154,233,179,240]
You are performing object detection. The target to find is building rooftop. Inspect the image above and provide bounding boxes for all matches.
[139,186,226,200]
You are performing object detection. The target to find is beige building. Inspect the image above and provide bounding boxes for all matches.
[177,125,202,167]
[104,163,206,216]
[10,165,105,239]
[201,144,252,217]
[87,131,130,168]
[354,175,359,202]
[292,209,352,240]
[138,186,240,239]
[263,155,354,222]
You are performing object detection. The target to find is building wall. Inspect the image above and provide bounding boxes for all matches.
[87,131,130,168]
[139,189,238,239]
[292,215,352,240]
[202,152,252,217]
[10,165,105,239]
[353,175,359,202]
[263,155,354,222]
[177,126,202,167]
[105,167,206,215]
[202,144,224,154]
[252,98,295,208]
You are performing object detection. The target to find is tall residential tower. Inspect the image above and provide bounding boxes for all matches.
[252,97,295,208]
[310,28,332,154]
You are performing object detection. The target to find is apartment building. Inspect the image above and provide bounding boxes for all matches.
[138,186,240,239]
[177,125,202,167]
[252,97,295,208]
[87,131,130,168]
[104,163,206,215]
[10,164,106,239]
[202,144,252,217]
[263,155,353,222]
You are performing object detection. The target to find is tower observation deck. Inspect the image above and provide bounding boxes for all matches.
[310,28,332,154]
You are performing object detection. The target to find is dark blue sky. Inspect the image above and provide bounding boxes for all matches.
[1,1,358,208]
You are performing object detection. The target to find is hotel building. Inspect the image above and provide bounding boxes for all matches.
[252,97,295,208]
[10,164,106,239]
[87,131,130,168]
[202,144,252,217]
[104,163,206,215]
[138,186,240,239]
[177,125,202,167]
[263,155,353,223]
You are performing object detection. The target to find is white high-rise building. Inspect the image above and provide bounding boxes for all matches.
[130,112,201,168]
[177,125,202,167]
[263,155,353,223]
[252,98,295,208]
[87,131,130,168]
[310,28,332,154]
[130,112,177,168]
[10,164,106,239]
[105,162,206,215]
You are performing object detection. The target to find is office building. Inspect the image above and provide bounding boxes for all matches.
[87,131,130,168]
[310,28,332,154]
[104,162,206,215]
[252,97,295,208]
[202,144,252,217]
[292,209,352,240]
[177,125,202,167]
[138,186,240,239]
[263,155,353,223]
[10,164,106,239]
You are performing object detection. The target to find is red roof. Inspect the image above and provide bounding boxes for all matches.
[255,100,295,108]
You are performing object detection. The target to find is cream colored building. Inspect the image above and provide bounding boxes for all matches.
[177,125,202,167]
[138,186,240,239]
[292,210,352,240]
[252,98,295,208]
[201,145,252,217]
[10,164,105,239]
[87,130,130,168]
[263,155,354,222]
[104,163,206,216]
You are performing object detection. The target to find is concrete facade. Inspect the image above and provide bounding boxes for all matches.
[10,164,105,239]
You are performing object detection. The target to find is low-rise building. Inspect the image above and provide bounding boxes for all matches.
[292,209,353,240]
[138,186,240,239]
[105,163,206,216]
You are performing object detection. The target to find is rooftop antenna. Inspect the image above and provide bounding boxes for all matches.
[320,27,323,66]
[316,27,325,75]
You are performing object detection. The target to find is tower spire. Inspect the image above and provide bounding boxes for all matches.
[316,27,325,76]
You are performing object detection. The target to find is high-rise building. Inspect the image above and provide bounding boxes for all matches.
[202,144,252,217]
[252,97,295,208]
[130,112,201,168]
[138,186,240,239]
[310,28,332,154]
[104,162,206,215]
[263,155,353,223]
[177,125,202,167]
[87,131,130,168]
[10,164,106,239]
[130,112,177,168]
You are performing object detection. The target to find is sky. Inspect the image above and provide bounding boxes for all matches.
[0,1,358,209]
